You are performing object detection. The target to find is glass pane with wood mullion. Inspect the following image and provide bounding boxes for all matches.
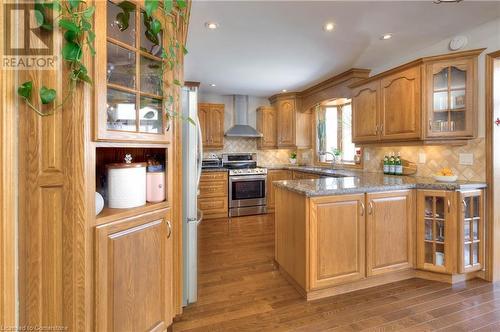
[107,42,136,89]
[107,0,136,46]
[139,96,163,134]
[140,55,163,96]
[106,88,137,132]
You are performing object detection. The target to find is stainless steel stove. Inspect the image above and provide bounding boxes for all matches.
[222,153,267,217]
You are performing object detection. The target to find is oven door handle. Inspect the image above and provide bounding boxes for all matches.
[229,175,267,181]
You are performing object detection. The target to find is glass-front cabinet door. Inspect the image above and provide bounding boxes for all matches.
[94,0,172,142]
[425,59,475,139]
[458,190,484,273]
[417,190,455,273]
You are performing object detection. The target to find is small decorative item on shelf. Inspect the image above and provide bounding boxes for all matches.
[354,148,362,164]
[332,148,341,164]
[106,154,147,209]
[319,152,327,163]
[95,192,104,216]
[381,155,417,175]
[289,152,297,165]
[433,168,458,182]
[146,155,166,203]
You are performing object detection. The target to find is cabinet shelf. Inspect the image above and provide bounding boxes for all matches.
[96,201,169,225]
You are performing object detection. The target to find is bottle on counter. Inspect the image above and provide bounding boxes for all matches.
[395,153,403,175]
[383,155,389,174]
[389,153,396,175]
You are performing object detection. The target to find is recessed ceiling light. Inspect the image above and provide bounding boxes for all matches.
[205,22,218,30]
[282,89,287,93]
[323,22,335,32]
[209,83,216,87]
[380,33,393,40]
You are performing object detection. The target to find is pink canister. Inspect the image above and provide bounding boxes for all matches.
[146,171,166,203]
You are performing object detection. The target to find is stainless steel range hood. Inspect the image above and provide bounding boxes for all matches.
[225,95,263,137]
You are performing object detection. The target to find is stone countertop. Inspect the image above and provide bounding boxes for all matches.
[201,167,228,172]
[273,173,487,197]
[260,165,361,177]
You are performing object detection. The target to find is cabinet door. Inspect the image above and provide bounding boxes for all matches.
[366,191,415,276]
[380,66,422,141]
[267,170,293,211]
[416,190,456,274]
[352,81,380,143]
[95,209,173,332]
[257,107,277,149]
[198,104,211,147]
[209,104,225,149]
[458,190,484,273]
[277,99,296,148]
[425,59,475,139]
[310,194,365,289]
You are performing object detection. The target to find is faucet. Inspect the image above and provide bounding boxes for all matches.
[319,151,338,169]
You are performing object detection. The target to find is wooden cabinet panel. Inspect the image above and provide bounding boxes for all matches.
[198,104,210,146]
[310,194,365,289]
[380,67,421,141]
[257,107,277,149]
[199,171,228,219]
[267,170,293,211]
[292,171,320,180]
[366,191,415,276]
[458,190,484,273]
[200,171,227,182]
[198,197,228,219]
[352,81,380,143]
[199,180,228,198]
[95,209,173,332]
[198,103,225,149]
[277,99,296,148]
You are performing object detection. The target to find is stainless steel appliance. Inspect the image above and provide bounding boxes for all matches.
[222,153,267,217]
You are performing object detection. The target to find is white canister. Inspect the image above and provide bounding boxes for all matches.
[107,162,147,209]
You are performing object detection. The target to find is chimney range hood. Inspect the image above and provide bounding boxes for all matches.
[224,95,263,138]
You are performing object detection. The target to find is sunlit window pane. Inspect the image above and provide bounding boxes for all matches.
[341,104,356,162]
[324,106,337,161]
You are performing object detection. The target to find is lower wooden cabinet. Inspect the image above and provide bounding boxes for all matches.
[458,190,484,273]
[95,208,173,332]
[267,170,293,212]
[199,171,228,219]
[366,191,415,276]
[309,194,366,289]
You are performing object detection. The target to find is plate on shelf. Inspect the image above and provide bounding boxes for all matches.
[433,174,458,182]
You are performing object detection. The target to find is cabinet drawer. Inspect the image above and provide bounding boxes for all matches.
[199,197,228,219]
[199,180,227,198]
[200,172,227,182]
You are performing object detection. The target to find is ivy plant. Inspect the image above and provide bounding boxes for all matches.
[17,0,96,116]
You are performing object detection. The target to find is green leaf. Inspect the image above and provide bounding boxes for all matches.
[44,1,62,12]
[182,45,188,55]
[175,0,187,9]
[59,19,79,32]
[116,12,129,31]
[118,1,136,11]
[83,6,95,19]
[39,86,56,104]
[68,0,81,10]
[187,116,196,125]
[77,72,92,84]
[87,31,96,42]
[34,9,44,27]
[41,23,53,31]
[62,41,82,61]
[81,20,92,31]
[18,81,33,101]
[173,79,181,86]
[64,30,77,42]
[163,0,173,14]
[150,19,162,35]
[145,0,159,17]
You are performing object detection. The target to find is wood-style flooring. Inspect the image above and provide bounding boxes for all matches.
[173,214,498,332]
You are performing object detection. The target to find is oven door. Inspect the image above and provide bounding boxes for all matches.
[229,175,267,208]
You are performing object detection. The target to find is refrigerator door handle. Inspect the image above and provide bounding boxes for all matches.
[196,116,203,189]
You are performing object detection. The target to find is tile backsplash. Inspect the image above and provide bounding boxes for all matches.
[203,137,295,165]
[363,138,486,181]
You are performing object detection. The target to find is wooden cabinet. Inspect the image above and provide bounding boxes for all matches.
[269,94,312,149]
[257,107,277,149]
[458,190,484,273]
[424,57,476,139]
[198,103,225,149]
[292,171,320,180]
[95,209,173,331]
[198,171,228,219]
[267,170,293,212]
[416,190,456,274]
[94,0,173,143]
[309,194,366,289]
[352,81,380,143]
[380,67,421,141]
[366,191,415,276]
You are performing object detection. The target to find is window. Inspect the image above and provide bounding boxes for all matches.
[316,100,361,164]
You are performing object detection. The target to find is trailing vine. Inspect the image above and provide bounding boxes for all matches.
[17,0,96,116]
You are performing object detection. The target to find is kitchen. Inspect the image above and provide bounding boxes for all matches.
[2,1,500,331]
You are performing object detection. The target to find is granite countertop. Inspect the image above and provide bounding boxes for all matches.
[201,167,228,172]
[273,172,487,197]
[260,165,361,177]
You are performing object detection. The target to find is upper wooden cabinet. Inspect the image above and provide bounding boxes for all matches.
[351,49,483,145]
[268,94,312,149]
[94,0,174,143]
[198,103,225,150]
[256,107,277,149]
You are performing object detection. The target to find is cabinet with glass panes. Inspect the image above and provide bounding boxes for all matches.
[417,190,456,274]
[94,0,175,142]
[424,57,476,139]
[458,190,484,273]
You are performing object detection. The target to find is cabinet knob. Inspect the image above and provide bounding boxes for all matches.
[360,202,365,216]
[167,220,172,239]
[368,201,374,215]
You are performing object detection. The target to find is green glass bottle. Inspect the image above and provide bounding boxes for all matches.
[383,155,389,174]
[389,153,395,175]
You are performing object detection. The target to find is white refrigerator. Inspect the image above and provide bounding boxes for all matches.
[181,85,203,305]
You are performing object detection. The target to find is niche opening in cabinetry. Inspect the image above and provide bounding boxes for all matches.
[95,147,169,223]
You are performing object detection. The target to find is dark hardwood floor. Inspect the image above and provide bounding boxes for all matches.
[173,214,498,332]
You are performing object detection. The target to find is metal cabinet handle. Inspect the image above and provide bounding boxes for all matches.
[360,202,365,216]
[462,199,468,210]
[369,201,374,215]
[447,199,451,213]
[167,221,172,239]
[375,125,379,135]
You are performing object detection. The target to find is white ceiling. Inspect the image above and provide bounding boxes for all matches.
[184,1,500,97]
